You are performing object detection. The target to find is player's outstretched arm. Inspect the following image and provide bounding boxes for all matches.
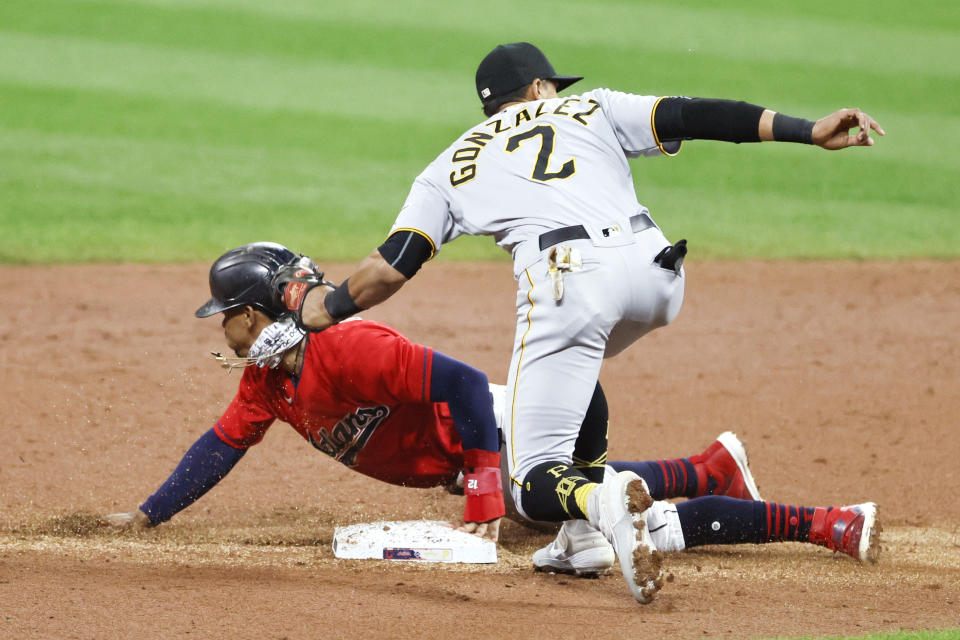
[104,428,246,530]
[293,250,408,331]
[283,229,432,332]
[653,98,884,150]
[429,351,505,541]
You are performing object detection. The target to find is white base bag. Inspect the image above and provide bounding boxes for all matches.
[332,520,497,564]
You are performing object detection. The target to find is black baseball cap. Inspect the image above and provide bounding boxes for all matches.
[475,42,583,107]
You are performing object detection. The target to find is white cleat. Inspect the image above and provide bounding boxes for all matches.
[593,470,664,604]
[533,520,615,577]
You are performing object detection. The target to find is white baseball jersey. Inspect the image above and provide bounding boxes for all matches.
[391,88,687,519]
[392,88,681,273]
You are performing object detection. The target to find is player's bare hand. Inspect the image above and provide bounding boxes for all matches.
[104,509,152,530]
[812,108,885,150]
[456,518,501,542]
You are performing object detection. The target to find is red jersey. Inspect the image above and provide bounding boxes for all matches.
[213,320,464,488]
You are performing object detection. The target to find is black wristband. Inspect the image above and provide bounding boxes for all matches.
[772,113,815,144]
[323,278,363,322]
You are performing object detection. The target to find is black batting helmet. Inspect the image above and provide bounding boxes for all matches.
[195,242,296,319]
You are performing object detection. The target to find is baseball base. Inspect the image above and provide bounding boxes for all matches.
[332,520,497,564]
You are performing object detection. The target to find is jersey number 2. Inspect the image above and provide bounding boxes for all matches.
[506,125,575,181]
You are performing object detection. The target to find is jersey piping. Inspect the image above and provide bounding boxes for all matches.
[651,96,683,157]
[389,227,437,259]
[510,268,537,488]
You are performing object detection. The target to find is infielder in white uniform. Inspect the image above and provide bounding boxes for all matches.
[275,42,884,603]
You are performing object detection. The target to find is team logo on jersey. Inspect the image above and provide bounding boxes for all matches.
[307,406,390,467]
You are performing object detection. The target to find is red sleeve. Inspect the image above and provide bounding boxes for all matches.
[325,321,433,405]
[213,367,276,449]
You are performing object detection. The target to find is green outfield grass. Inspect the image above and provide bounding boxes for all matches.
[0,0,957,262]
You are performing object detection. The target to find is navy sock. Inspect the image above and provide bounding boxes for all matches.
[609,459,698,500]
[678,497,817,547]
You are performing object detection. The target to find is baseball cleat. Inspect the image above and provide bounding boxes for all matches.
[809,502,880,563]
[594,470,664,604]
[533,520,615,577]
[691,431,762,501]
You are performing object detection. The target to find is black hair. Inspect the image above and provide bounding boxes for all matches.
[482,84,532,117]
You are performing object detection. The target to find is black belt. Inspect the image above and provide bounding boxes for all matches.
[538,213,656,251]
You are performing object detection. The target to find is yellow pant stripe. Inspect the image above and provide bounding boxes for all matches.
[509,269,537,488]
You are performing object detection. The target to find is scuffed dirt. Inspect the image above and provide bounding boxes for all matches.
[625,477,663,602]
[2,260,959,639]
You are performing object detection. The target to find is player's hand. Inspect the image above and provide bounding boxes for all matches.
[299,285,336,331]
[271,256,336,331]
[812,108,885,150]
[272,257,325,312]
[457,518,501,542]
[104,509,152,530]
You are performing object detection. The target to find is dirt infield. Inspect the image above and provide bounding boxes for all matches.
[2,260,959,639]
